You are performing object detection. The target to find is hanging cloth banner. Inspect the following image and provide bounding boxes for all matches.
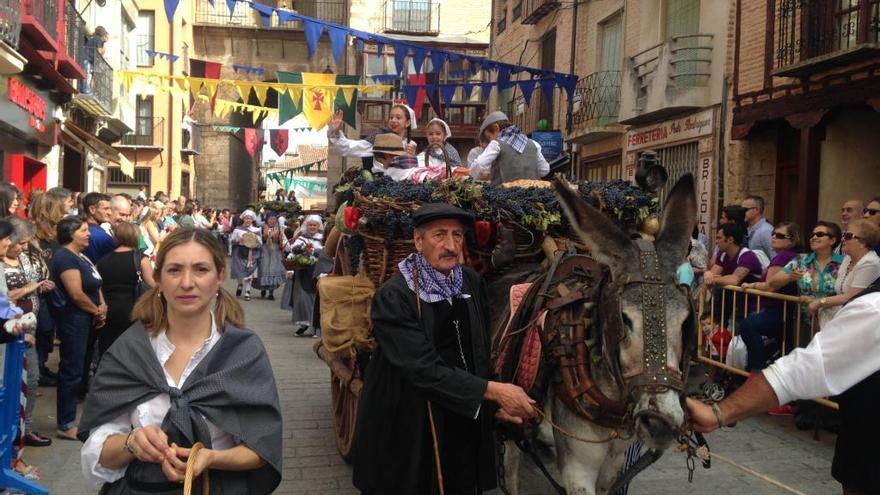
[214,98,279,122]
[301,72,336,130]
[269,129,290,156]
[233,64,265,76]
[145,49,179,62]
[211,125,242,133]
[244,128,262,157]
[277,72,359,129]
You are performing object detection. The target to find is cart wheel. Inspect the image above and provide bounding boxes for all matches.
[331,370,359,461]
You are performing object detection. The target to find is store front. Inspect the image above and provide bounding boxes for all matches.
[0,76,57,197]
[624,107,718,239]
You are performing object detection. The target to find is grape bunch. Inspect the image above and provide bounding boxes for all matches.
[481,184,562,232]
[356,175,436,202]
[577,179,658,227]
[346,234,364,274]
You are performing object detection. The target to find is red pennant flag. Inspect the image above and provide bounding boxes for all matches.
[244,128,262,157]
[407,73,427,120]
[269,129,289,157]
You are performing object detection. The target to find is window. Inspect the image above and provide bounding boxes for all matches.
[109,167,151,185]
[446,58,484,103]
[665,0,700,87]
[136,96,154,139]
[136,11,155,67]
[391,0,433,33]
[363,49,396,98]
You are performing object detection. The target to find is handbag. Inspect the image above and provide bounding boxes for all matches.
[48,284,67,310]
[132,250,150,299]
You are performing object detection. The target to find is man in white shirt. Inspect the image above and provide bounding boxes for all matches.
[688,276,880,494]
[469,111,550,184]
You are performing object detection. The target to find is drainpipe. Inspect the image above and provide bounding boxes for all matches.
[717,77,728,215]
[167,18,174,197]
[566,0,580,179]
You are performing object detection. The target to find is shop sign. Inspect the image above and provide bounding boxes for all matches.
[697,155,715,240]
[625,109,714,152]
[531,131,563,160]
[8,78,46,133]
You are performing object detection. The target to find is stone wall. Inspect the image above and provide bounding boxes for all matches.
[194,127,255,210]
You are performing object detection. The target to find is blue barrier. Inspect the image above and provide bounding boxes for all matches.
[0,337,48,494]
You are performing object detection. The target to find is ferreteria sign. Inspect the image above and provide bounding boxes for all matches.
[625,109,714,151]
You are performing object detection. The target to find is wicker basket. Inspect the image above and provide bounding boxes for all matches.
[360,231,415,287]
[353,191,419,235]
[282,258,315,271]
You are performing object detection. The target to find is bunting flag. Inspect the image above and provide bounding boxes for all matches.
[302,72,336,130]
[145,49,179,62]
[269,129,290,156]
[244,128,262,157]
[405,73,427,120]
[232,64,265,76]
[266,160,327,181]
[163,0,179,22]
[518,80,536,106]
[277,72,359,129]
[119,153,135,179]
[277,71,303,125]
[214,98,279,122]
[335,74,359,129]
[266,170,329,195]
[211,124,315,133]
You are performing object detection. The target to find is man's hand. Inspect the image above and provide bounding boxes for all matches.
[495,408,524,425]
[485,381,537,420]
[703,271,716,286]
[686,398,720,433]
[328,110,344,137]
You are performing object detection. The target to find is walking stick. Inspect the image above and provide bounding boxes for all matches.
[413,262,446,495]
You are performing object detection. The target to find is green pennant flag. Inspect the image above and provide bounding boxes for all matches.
[335,74,359,129]
[277,72,359,128]
[282,177,292,190]
[277,71,304,125]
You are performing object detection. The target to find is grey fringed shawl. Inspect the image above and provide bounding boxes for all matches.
[78,321,282,494]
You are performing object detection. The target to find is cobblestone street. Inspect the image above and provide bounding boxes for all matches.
[24,277,839,494]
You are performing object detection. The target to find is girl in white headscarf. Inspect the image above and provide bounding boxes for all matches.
[327,104,418,174]
[229,210,262,301]
[422,118,462,167]
[280,214,324,336]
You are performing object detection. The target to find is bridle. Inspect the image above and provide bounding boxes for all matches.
[600,239,693,405]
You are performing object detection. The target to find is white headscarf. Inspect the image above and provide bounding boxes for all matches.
[427,118,452,138]
[240,209,257,222]
[299,214,324,239]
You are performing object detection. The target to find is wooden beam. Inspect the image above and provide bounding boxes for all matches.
[796,125,824,231]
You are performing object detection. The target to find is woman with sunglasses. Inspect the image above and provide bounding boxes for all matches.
[739,221,802,372]
[864,197,880,256]
[809,219,880,317]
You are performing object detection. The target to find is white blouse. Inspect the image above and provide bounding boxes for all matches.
[81,318,236,486]
[834,251,880,295]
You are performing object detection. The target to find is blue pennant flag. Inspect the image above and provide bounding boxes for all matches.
[447,52,462,63]
[440,84,457,106]
[411,47,427,74]
[370,74,398,83]
[393,43,409,75]
[327,25,347,64]
[233,64,265,75]
[277,8,297,24]
[462,83,474,100]
[355,38,365,53]
[430,51,446,74]
[496,66,511,90]
[518,80,535,106]
[402,85,420,107]
[539,78,556,105]
[303,19,325,59]
[164,0,179,22]
[208,0,213,5]
[481,82,493,101]
[249,2,275,27]
[376,42,385,55]
[225,0,237,18]
[559,75,578,101]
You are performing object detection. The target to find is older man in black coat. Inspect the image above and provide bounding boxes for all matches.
[352,203,536,495]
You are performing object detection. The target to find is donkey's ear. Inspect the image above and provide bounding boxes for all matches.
[655,174,697,272]
[553,177,635,272]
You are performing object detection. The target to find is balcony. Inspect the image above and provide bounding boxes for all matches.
[117,117,164,150]
[74,52,112,116]
[620,34,715,125]
[359,99,485,138]
[569,70,624,144]
[194,0,347,30]
[182,123,201,155]
[21,0,59,51]
[774,0,880,78]
[382,1,440,35]
[521,0,560,25]
[58,0,86,79]
[0,0,21,50]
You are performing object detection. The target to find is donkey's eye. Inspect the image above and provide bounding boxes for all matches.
[622,314,634,330]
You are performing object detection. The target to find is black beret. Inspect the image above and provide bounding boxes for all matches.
[412,202,475,228]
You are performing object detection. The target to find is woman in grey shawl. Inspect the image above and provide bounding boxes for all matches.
[77,228,281,494]
[280,214,324,336]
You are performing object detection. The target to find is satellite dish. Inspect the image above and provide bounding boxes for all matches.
[96,0,106,6]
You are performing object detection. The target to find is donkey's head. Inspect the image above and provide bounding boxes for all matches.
[554,175,697,450]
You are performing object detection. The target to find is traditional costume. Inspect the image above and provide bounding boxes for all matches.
[328,105,418,174]
[257,216,288,299]
[352,204,497,495]
[77,319,282,494]
[469,111,551,184]
[229,210,262,300]
[280,215,324,335]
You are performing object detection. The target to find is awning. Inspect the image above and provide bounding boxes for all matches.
[61,122,121,165]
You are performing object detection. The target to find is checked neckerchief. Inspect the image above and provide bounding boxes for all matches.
[399,253,465,303]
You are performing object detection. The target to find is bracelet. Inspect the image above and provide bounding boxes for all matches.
[124,427,138,455]
[819,297,827,308]
[709,402,725,430]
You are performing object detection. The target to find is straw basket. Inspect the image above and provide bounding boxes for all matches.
[353,191,418,235]
[282,257,314,271]
[360,231,415,287]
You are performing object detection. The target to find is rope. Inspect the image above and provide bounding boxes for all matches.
[532,406,625,444]
[679,446,808,495]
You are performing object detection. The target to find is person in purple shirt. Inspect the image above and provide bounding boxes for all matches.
[739,221,802,371]
[704,223,764,326]
[81,192,116,263]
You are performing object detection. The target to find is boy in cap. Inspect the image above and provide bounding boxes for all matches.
[469,111,551,184]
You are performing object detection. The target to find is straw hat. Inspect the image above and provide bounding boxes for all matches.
[241,231,260,249]
[372,133,407,156]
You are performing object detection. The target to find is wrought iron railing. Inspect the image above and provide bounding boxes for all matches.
[65,0,86,64]
[775,0,880,70]
[521,0,560,25]
[194,0,347,29]
[383,0,440,35]
[23,0,58,40]
[571,70,621,129]
[119,117,164,148]
[89,53,113,111]
[0,0,21,48]
[108,166,151,185]
[630,34,713,110]
[135,34,154,66]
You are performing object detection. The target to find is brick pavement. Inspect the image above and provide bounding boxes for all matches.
[23,277,839,494]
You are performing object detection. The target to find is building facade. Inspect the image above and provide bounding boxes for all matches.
[727,0,880,229]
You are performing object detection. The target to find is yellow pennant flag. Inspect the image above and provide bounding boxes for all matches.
[340,88,356,107]
[301,73,336,131]
[253,83,269,106]
[204,81,219,100]
[288,87,304,110]
[119,153,135,179]
[235,82,252,103]
[270,83,288,99]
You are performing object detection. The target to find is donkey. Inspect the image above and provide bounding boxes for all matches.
[498,174,697,495]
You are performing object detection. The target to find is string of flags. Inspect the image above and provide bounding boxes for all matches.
[265,171,329,195]
[266,160,327,182]
[232,64,265,76]
[145,50,179,62]
[210,124,316,133]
